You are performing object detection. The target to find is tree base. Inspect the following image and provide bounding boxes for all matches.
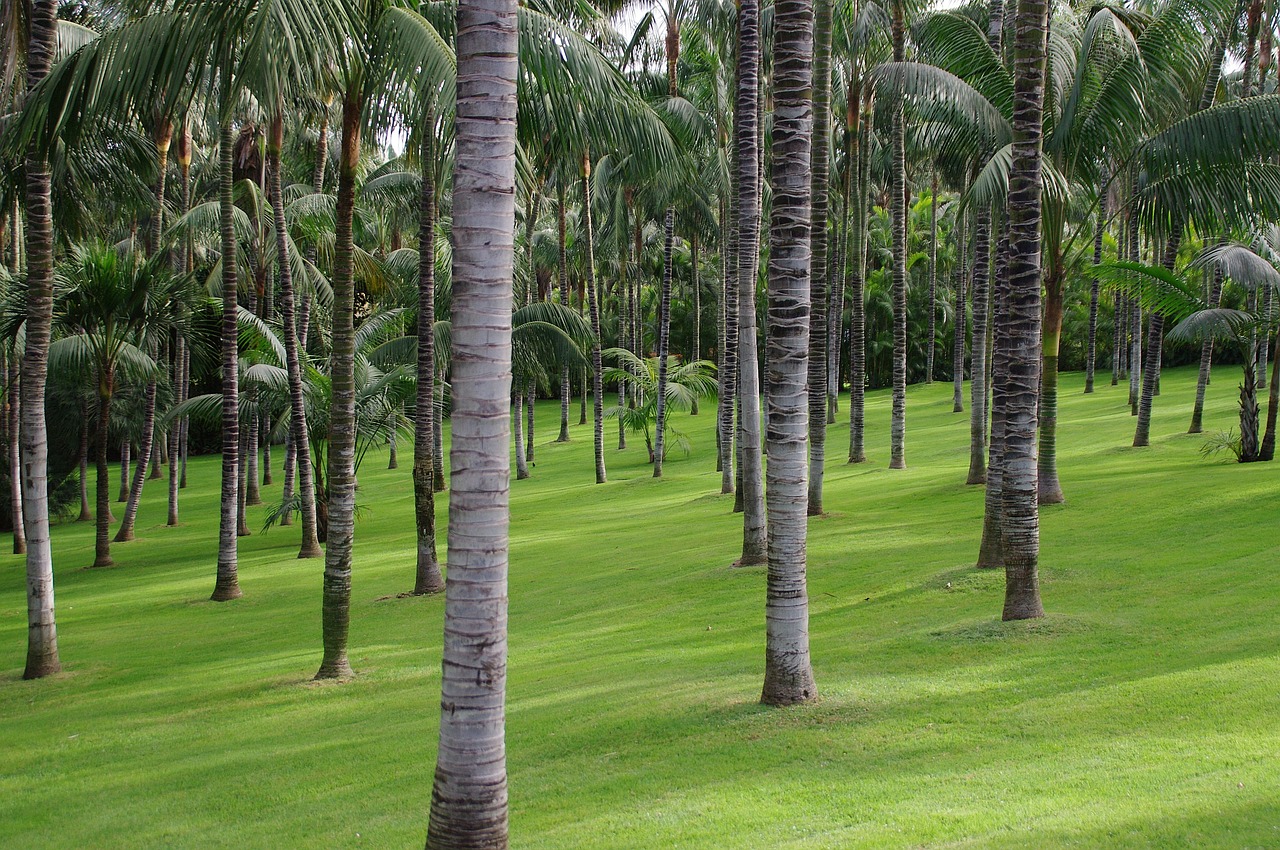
[23,656,61,680]
[91,555,114,568]
[315,656,354,680]
[112,529,134,543]
[211,581,243,602]
[761,665,817,706]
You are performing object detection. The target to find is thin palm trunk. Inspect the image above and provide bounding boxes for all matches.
[94,373,115,568]
[315,91,362,680]
[8,357,25,554]
[212,119,242,602]
[115,378,157,541]
[848,83,871,462]
[434,385,446,491]
[582,155,607,484]
[513,387,528,479]
[413,116,444,594]
[889,0,908,470]
[736,0,766,564]
[653,208,675,477]
[1038,263,1065,503]
[1084,181,1107,393]
[977,228,1009,569]
[1000,0,1049,621]
[719,178,739,491]
[425,0,517,839]
[78,398,92,522]
[556,185,571,443]
[806,0,833,515]
[952,197,968,413]
[761,0,818,706]
[1190,268,1223,433]
[167,336,182,525]
[118,441,130,502]
[966,204,991,485]
[926,168,938,383]
[269,111,322,559]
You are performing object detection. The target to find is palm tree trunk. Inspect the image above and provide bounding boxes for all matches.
[1000,0,1049,621]
[179,342,190,488]
[761,0,818,706]
[237,430,251,537]
[926,168,938,384]
[556,185,571,443]
[978,227,1009,570]
[848,81,870,462]
[1084,183,1107,393]
[413,115,444,594]
[78,398,92,522]
[735,0,766,564]
[719,177,739,491]
[94,375,115,568]
[212,119,242,602]
[653,208,675,477]
[581,155,607,484]
[889,0,908,470]
[268,111,322,559]
[966,204,992,485]
[806,0,833,515]
[118,441,130,503]
[951,195,968,413]
[115,378,158,542]
[168,336,182,526]
[1038,265,1065,502]
[315,90,362,680]
[1190,267,1222,433]
[434,386,446,491]
[513,388,529,479]
[425,0,517,838]
[691,232,701,400]
[9,358,25,555]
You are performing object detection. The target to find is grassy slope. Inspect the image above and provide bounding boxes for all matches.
[2,365,1279,849]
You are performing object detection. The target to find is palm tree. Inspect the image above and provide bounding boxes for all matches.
[806,0,835,514]
[47,243,177,569]
[735,0,767,564]
[425,0,517,842]
[18,0,60,679]
[604,350,716,462]
[761,0,818,707]
[266,109,323,560]
[888,0,908,471]
[999,0,1050,622]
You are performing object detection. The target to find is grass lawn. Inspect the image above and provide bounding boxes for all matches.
[3,364,1279,849]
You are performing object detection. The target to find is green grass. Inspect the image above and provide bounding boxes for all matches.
[4,364,1280,849]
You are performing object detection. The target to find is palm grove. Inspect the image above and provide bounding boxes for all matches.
[3,0,1279,845]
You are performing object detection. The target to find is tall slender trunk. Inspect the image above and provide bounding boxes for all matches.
[513,388,528,479]
[168,335,182,526]
[1000,0,1049,621]
[926,168,938,383]
[691,232,701,389]
[1037,262,1065,503]
[425,0,517,839]
[966,204,991,485]
[1112,290,1122,386]
[719,172,739,491]
[115,378,158,541]
[9,359,25,555]
[806,0,833,515]
[315,91,362,680]
[523,193,539,458]
[434,385,446,491]
[556,186,571,443]
[413,114,444,594]
[1190,267,1222,433]
[848,82,871,461]
[761,0,818,706]
[582,154,607,484]
[94,374,115,568]
[889,0,908,470]
[78,398,92,522]
[736,0,766,563]
[951,194,968,413]
[653,209,675,477]
[179,343,190,488]
[269,111,322,559]
[977,228,1009,569]
[1084,181,1107,393]
[212,119,242,602]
